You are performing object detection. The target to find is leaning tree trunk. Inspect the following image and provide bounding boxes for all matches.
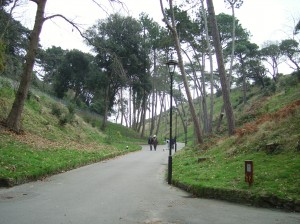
[150,48,158,136]
[101,84,110,131]
[201,0,214,134]
[206,0,235,135]
[6,0,47,133]
[216,1,238,132]
[140,89,147,138]
[160,0,204,144]
[155,91,165,136]
[173,31,204,144]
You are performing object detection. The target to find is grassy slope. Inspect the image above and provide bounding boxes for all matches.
[1,76,299,210]
[171,81,300,211]
[0,78,143,187]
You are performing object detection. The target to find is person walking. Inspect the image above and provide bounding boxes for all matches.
[152,135,158,151]
[148,136,153,151]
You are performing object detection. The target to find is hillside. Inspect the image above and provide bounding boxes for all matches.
[161,75,300,211]
[0,77,143,187]
[1,74,300,211]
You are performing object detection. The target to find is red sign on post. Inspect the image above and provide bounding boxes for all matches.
[245,160,254,186]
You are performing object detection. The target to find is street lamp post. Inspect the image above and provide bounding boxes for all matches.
[166,58,178,185]
[185,119,188,146]
[175,108,177,152]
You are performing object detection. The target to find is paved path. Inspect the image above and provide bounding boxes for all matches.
[0,143,299,224]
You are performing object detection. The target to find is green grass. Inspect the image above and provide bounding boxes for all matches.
[172,102,300,209]
[173,147,299,200]
[0,77,142,187]
[0,135,139,186]
[1,75,300,210]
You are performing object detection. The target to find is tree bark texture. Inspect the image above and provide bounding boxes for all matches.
[6,0,47,132]
[206,0,235,135]
[201,0,214,134]
[160,0,204,144]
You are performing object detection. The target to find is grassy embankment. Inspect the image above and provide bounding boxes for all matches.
[170,78,300,211]
[0,78,143,187]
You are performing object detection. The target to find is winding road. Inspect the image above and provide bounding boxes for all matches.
[0,143,299,224]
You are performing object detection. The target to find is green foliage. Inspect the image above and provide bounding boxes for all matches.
[37,46,66,84]
[25,98,41,113]
[58,113,74,126]
[174,134,300,204]
[0,80,142,187]
[262,81,276,96]
[67,103,76,115]
[0,39,6,72]
[278,74,299,89]
[291,70,300,81]
[50,103,76,126]
[0,10,29,79]
[85,13,151,112]
[170,77,300,208]
[0,138,139,187]
[0,77,13,94]
[51,103,64,118]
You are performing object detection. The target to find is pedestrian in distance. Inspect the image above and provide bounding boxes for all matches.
[152,135,158,151]
[164,138,169,151]
[148,136,153,151]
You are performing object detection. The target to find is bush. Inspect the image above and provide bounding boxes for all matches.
[55,103,76,126]
[59,113,74,126]
[0,40,6,72]
[262,81,276,96]
[51,103,63,118]
[279,75,298,90]
[0,78,12,89]
[291,70,300,81]
[67,103,76,115]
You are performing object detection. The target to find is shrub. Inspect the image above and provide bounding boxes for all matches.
[51,103,63,118]
[0,78,12,89]
[278,75,298,90]
[59,114,72,126]
[0,40,6,72]
[262,81,276,96]
[67,103,76,115]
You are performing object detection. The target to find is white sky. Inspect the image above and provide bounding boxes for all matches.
[13,0,300,53]
[10,0,299,122]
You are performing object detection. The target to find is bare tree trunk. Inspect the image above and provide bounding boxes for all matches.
[200,53,209,133]
[124,104,129,128]
[176,84,188,145]
[228,2,236,82]
[120,88,124,125]
[160,0,204,144]
[154,89,158,132]
[216,104,225,132]
[206,0,235,135]
[101,84,110,130]
[201,0,214,134]
[182,48,204,129]
[129,87,132,127]
[215,0,242,132]
[155,91,165,136]
[190,46,209,134]
[6,0,47,132]
[136,106,142,132]
[150,49,157,136]
[132,93,137,130]
[140,89,147,137]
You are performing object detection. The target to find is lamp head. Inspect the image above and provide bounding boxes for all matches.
[166,59,178,73]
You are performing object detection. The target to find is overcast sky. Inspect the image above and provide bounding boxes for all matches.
[13,0,299,53]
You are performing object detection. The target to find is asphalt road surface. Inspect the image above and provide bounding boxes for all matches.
[0,143,299,224]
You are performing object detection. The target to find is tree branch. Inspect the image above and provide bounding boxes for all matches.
[160,0,173,31]
[43,1,128,83]
[0,0,21,39]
